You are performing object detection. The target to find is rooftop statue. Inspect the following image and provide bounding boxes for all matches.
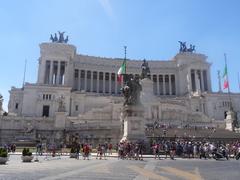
[122,75,142,106]
[178,41,196,53]
[141,59,151,79]
[54,33,58,42]
[50,34,54,42]
[178,41,187,52]
[58,31,65,43]
[64,36,69,43]
[50,31,69,43]
[188,44,196,53]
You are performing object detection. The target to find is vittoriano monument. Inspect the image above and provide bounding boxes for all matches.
[120,59,152,142]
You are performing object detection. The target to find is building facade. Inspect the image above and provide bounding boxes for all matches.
[2,40,240,145]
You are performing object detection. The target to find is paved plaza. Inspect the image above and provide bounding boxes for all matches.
[0,154,240,180]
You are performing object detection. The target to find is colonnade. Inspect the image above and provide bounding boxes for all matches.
[73,69,177,96]
[44,60,66,85]
[190,69,208,92]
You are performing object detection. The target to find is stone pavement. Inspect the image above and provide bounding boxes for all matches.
[0,154,240,180]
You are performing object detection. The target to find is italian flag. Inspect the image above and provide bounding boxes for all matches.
[223,64,229,89]
[117,59,126,83]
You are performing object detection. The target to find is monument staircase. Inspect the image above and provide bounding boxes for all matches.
[78,105,113,121]
[146,127,240,140]
[0,129,36,146]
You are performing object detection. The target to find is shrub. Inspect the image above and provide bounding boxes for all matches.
[0,148,7,157]
[70,147,77,153]
[22,148,32,156]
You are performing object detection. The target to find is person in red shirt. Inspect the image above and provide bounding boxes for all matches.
[83,144,90,160]
[108,143,113,155]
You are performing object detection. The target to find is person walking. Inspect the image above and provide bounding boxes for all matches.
[76,143,80,160]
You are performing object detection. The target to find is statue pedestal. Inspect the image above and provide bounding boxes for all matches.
[120,105,147,142]
[55,112,66,129]
[225,110,236,131]
[140,78,156,103]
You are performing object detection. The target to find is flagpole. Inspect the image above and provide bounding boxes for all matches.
[238,72,240,92]
[123,46,127,84]
[224,53,232,110]
[22,59,27,88]
[224,53,230,93]
[124,46,127,74]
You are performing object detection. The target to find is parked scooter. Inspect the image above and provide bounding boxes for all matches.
[212,147,228,160]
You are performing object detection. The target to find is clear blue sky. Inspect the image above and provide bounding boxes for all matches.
[0,0,240,111]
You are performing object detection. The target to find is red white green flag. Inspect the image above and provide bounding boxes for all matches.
[117,59,126,83]
[223,64,229,89]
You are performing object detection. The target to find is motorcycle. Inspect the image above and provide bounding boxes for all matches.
[212,147,228,160]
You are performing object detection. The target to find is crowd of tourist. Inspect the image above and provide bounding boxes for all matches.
[3,143,16,153]
[2,139,240,161]
[117,140,144,160]
[69,143,114,160]
[112,139,240,161]
[150,140,240,160]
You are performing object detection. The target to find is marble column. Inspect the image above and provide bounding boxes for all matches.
[187,69,191,92]
[194,70,198,92]
[103,72,106,94]
[49,61,53,84]
[97,71,99,93]
[169,74,172,95]
[90,71,93,92]
[195,70,201,93]
[207,69,211,92]
[78,69,81,91]
[157,74,159,95]
[163,75,166,95]
[57,61,60,85]
[84,70,87,91]
[200,70,204,91]
[173,74,176,95]
[109,73,112,94]
[63,62,67,85]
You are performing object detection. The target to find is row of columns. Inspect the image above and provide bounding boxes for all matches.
[74,69,176,96]
[44,61,66,85]
[154,74,175,95]
[191,69,208,92]
[76,70,121,94]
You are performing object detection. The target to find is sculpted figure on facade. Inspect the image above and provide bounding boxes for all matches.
[141,59,150,79]
[122,75,142,106]
[58,95,66,112]
[24,122,34,134]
